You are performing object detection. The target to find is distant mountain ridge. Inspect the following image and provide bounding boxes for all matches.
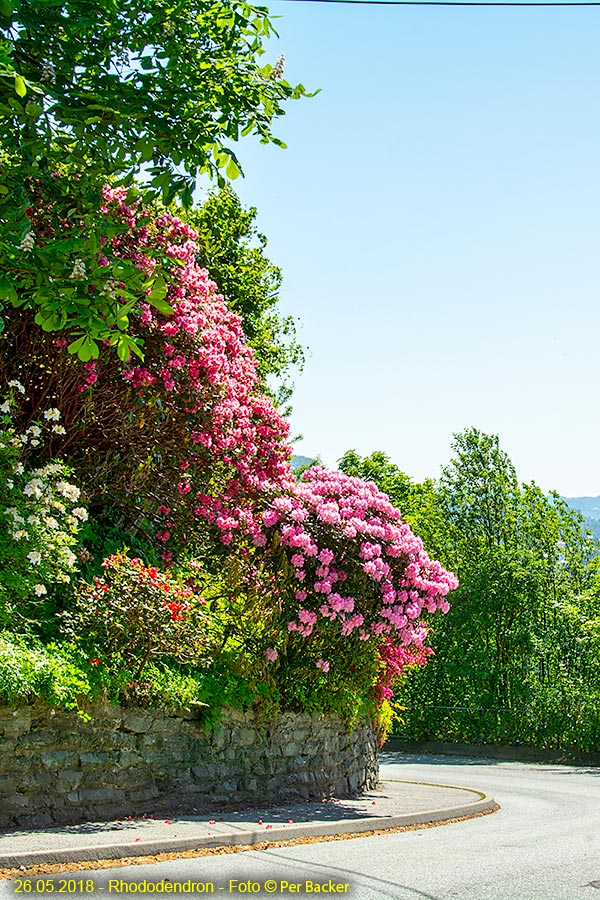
[291,454,314,471]
[562,496,600,541]
[562,496,600,519]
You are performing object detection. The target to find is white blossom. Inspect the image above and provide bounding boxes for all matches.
[72,507,88,522]
[271,54,286,79]
[24,478,44,499]
[69,259,86,280]
[56,481,80,502]
[8,380,25,394]
[33,584,47,596]
[52,425,66,435]
[11,530,27,540]
[0,402,10,414]
[27,550,42,565]
[36,463,63,477]
[101,278,121,300]
[18,232,35,252]
[43,408,61,421]
[60,548,77,567]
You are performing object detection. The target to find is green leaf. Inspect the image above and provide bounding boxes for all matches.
[67,336,99,362]
[147,275,167,301]
[25,102,43,118]
[117,338,131,362]
[0,275,17,304]
[147,296,174,316]
[67,336,85,355]
[78,342,94,362]
[112,262,133,278]
[129,338,145,360]
[35,310,64,331]
[14,75,26,98]
[0,0,13,18]
[225,158,241,180]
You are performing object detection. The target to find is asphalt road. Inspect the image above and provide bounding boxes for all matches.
[4,753,600,900]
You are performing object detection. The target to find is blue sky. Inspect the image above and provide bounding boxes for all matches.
[211,0,600,496]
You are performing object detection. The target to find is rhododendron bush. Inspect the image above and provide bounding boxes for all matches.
[0,191,458,720]
[0,188,292,538]
[200,466,457,712]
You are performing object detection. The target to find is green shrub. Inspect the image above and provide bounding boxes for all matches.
[0,633,91,709]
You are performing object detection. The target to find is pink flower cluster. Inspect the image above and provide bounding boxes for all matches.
[374,640,432,703]
[99,189,295,559]
[257,466,457,653]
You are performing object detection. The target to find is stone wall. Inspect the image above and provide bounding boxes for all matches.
[0,704,379,829]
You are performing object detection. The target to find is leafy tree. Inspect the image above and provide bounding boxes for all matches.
[343,432,600,748]
[0,0,312,360]
[189,185,304,403]
[395,429,597,745]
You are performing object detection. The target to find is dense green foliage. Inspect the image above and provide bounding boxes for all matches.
[340,434,600,752]
[0,0,312,361]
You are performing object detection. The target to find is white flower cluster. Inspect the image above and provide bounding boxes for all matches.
[69,259,86,280]
[56,480,80,502]
[18,232,35,253]
[271,54,286,80]
[1,389,87,601]
[41,407,66,435]
[101,278,122,300]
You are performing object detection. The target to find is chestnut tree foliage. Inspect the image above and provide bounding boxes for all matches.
[0,0,312,360]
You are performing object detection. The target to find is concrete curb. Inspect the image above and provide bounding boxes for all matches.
[0,783,497,869]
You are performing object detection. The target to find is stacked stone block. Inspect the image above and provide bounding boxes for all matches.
[0,705,379,828]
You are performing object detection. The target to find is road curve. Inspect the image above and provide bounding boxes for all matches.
[3,753,600,900]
